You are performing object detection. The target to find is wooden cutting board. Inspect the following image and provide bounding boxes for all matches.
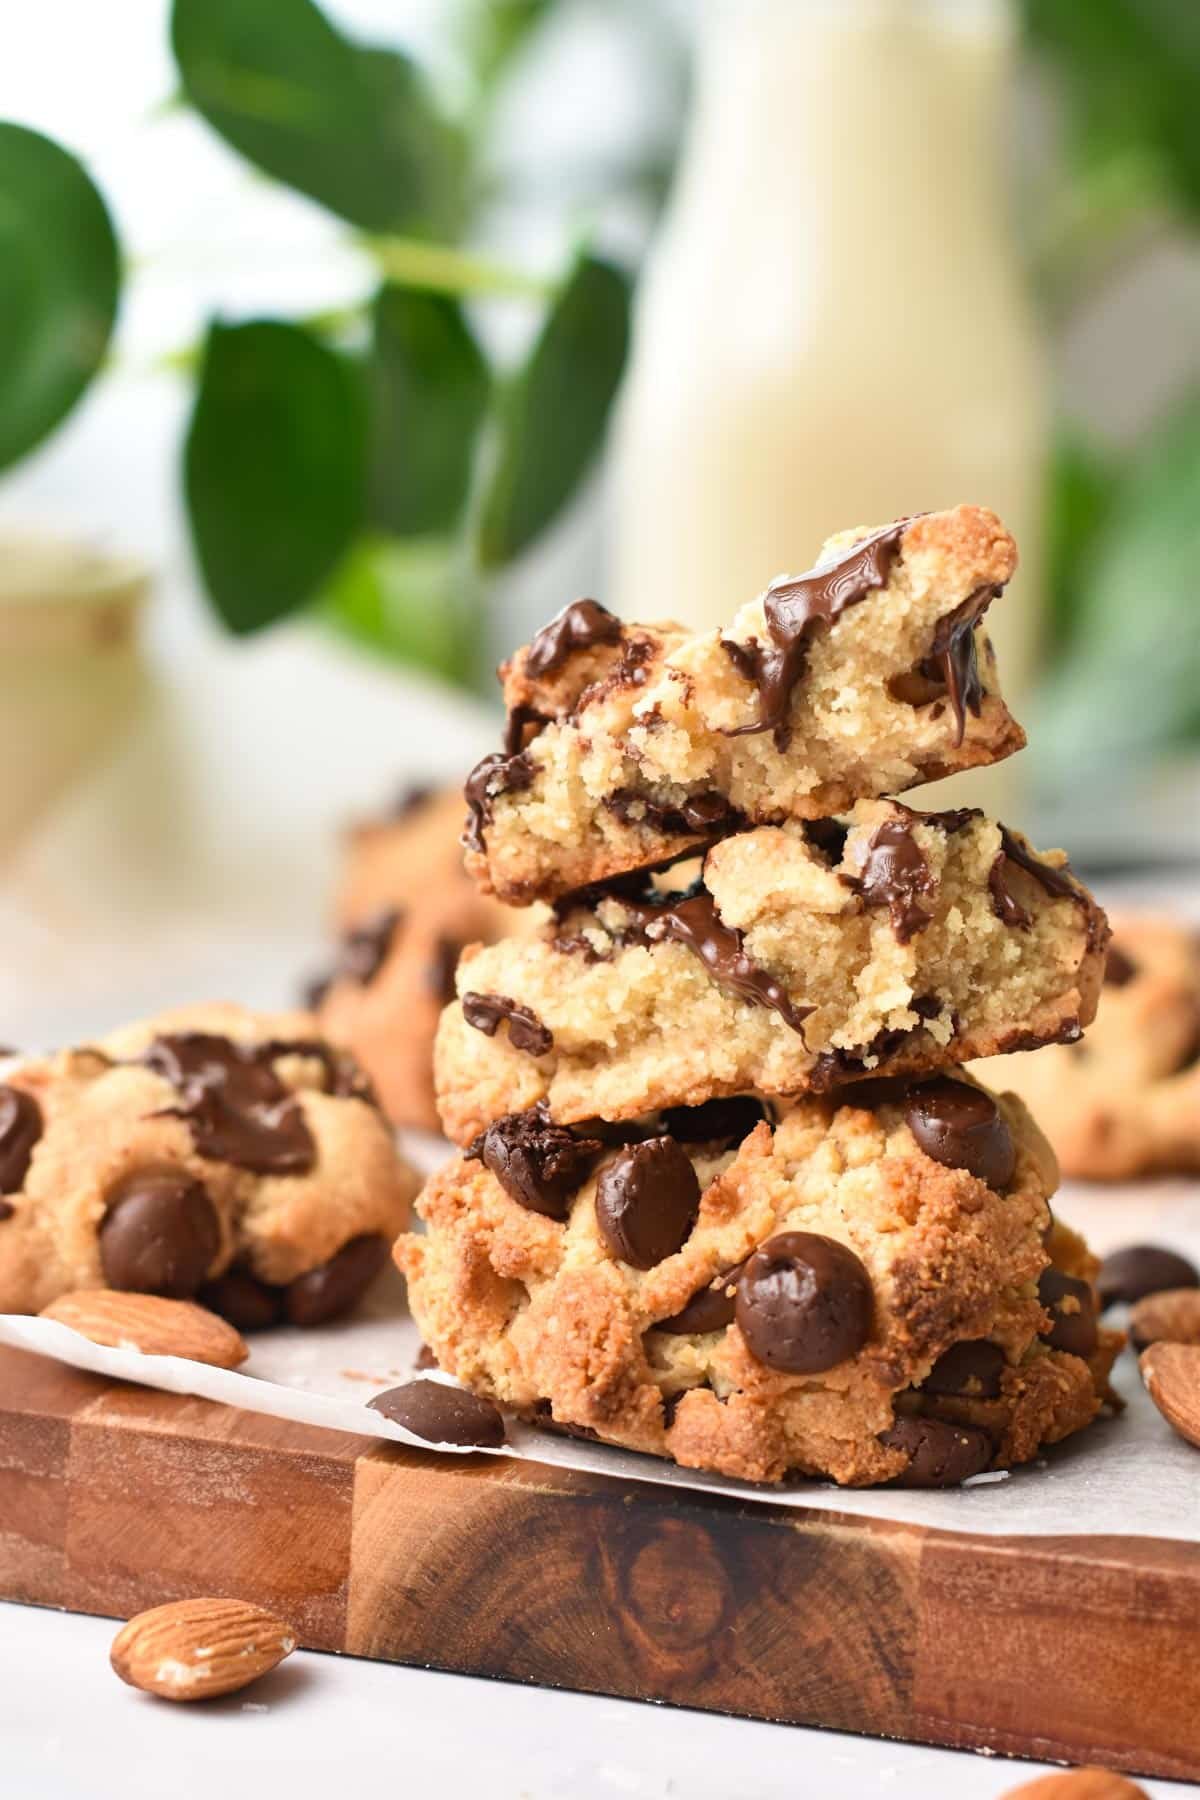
[1,1342,1196,1780]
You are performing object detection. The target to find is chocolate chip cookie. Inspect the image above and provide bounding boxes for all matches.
[982,914,1200,1179]
[434,801,1108,1145]
[0,1004,417,1323]
[396,1074,1120,1485]
[464,506,1024,905]
[311,785,539,1132]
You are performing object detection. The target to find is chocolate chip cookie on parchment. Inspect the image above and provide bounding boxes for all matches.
[464,505,1024,905]
[397,1074,1119,1486]
[0,1004,416,1325]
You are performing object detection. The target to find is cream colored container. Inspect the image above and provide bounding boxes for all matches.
[0,533,150,858]
[612,0,1045,806]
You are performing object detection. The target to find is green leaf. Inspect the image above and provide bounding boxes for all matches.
[184,318,366,633]
[1036,393,1200,765]
[0,123,119,471]
[1043,430,1121,654]
[171,0,465,236]
[477,253,631,568]
[367,285,490,537]
[319,533,481,686]
[1020,0,1200,219]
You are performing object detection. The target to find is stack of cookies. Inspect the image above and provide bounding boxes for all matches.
[398,505,1123,1488]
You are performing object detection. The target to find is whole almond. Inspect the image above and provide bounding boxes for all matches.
[1129,1286,1200,1351]
[111,1598,295,1700]
[1002,1772,1148,1798]
[1141,1342,1200,1448]
[41,1291,248,1369]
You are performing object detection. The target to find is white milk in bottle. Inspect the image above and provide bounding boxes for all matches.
[611,0,1045,808]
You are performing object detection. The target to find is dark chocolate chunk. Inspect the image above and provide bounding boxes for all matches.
[809,1029,915,1090]
[595,1137,701,1269]
[369,1378,506,1448]
[528,1399,600,1441]
[724,520,906,748]
[462,750,534,854]
[801,818,851,866]
[606,788,744,838]
[285,1234,390,1326]
[198,1268,284,1332]
[855,820,935,943]
[987,825,1105,950]
[660,1095,769,1146]
[1038,1267,1099,1358]
[736,1231,873,1373]
[621,892,811,1036]
[1103,945,1139,988]
[903,1077,1016,1190]
[0,1085,42,1193]
[461,991,553,1057]
[921,1339,1006,1398]
[466,1103,602,1220]
[99,1169,221,1297]
[143,1034,317,1174]
[502,703,548,756]
[426,935,463,1006]
[656,1262,746,1334]
[922,583,1000,746]
[880,1416,993,1487]
[525,597,622,677]
[1097,1243,1200,1311]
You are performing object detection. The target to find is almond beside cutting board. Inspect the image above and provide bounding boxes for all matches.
[40,1290,248,1368]
[111,1598,296,1700]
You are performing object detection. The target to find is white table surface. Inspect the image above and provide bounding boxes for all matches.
[3,1598,1191,1799]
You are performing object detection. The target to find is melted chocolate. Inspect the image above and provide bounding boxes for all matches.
[461,992,553,1056]
[502,703,548,756]
[724,521,906,748]
[987,826,1101,945]
[621,892,811,1036]
[526,598,622,677]
[655,1262,746,1334]
[466,1102,602,1219]
[660,1095,769,1146]
[606,789,743,838]
[143,1034,317,1174]
[462,751,534,854]
[0,1085,42,1193]
[855,821,935,943]
[318,907,404,1000]
[923,583,1000,745]
[802,818,851,866]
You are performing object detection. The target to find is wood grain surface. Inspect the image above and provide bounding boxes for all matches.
[0,1345,1196,1779]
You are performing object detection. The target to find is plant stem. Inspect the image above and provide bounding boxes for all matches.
[361,233,552,299]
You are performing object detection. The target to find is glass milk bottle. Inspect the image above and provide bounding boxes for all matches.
[611,0,1045,802]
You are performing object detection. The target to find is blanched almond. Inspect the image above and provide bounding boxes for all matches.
[41,1290,247,1368]
[111,1598,295,1700]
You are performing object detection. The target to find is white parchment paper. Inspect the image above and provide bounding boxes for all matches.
[4,1145,1199,1542]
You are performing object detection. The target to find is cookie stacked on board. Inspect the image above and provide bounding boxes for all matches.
[398,505,1122,1488]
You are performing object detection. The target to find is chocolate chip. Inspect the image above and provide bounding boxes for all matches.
[595,1138,701,1269]
[606,788,744,838]
[143,1034,316,1175]
[0,1085,42,1193]
[426,935,463,1006]
[724,520,906,748]
[1104,945,1139,987]
[285,1234,390,1326]
[1038,1267,1099,1358]
[621,892,811,1036]
[801,818,851,865]
[339,908,404,987]
[526,597,623,677]
[987,826,1106,952]
[529,1399,600,1442]
[880,1416,993,1486]
[503,703,548,755]
[1097,1244,1200,1311]
[922,583,1000,746]
[462,750,534,854]
[461,992,553,1057]
[659,1096,768,1146]
[198,1268,284,1332]
[413,1342,439,1371]
[854,820,935,942]
[903,1077,1016,1190]
[99,1170,221,1298]
[656,1262,746,1334]
[921,1339,1006,1398]
[369,1379,506,1448]
[466,1103,602,1219]
[736,1231,873,1373]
